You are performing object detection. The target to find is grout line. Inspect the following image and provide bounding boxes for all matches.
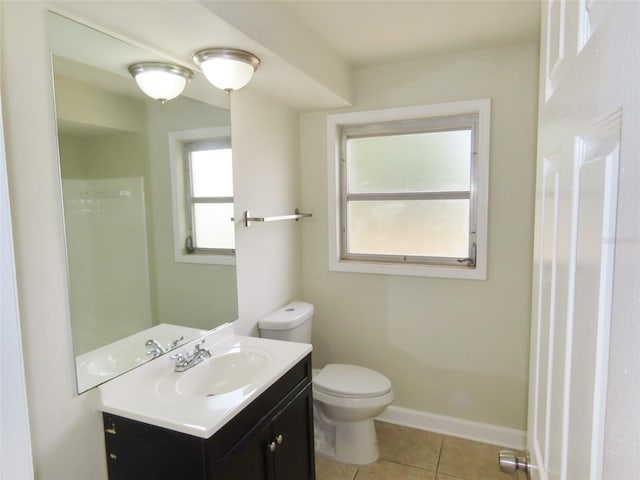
[379,458,435,472]
[434,435,445,474]
[436,474,468,480]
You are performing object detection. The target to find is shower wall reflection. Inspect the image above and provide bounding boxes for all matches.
[62,176,152,353]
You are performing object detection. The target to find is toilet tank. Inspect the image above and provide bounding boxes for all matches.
[259,301,314,343]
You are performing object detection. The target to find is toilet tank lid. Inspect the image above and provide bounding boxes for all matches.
[259,301,314,330]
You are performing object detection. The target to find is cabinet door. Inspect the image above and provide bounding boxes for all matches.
[217,384,315,480]
[103,414,204,480]
[217,419,273,480]
[271,384,315,480]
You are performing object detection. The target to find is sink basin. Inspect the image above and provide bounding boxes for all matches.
[99,326,312,438]
[158,349,271,399]
[83,353,147,377]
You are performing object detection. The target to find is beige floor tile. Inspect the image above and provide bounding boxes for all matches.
[436,475,467,480]
[356,460,436,480]
[437,436,514,480]
[375,421,443,471]
[315,454,358,480]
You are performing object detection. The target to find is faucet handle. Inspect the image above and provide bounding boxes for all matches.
[168,336,184,350]
[194,340,211,357]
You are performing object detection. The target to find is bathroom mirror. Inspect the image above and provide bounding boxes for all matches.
[48,12,238,393]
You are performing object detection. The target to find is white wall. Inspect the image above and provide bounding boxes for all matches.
[0,81,34,480]
[0,2,302,478]
[231,90,303,336]
[1,2,108,478]
[300,43,539,431]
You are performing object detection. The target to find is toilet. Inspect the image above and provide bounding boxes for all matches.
[259,301,393,465]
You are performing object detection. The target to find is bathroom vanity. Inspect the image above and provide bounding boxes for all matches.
[98,326,315,480]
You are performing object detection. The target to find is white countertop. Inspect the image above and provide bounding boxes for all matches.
[98,324,312,439]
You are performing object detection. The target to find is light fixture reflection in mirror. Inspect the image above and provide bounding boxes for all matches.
[48,12,238,393]
[128,62,193,103]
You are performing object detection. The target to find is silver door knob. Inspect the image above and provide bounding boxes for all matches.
[499,450,531,479]
[268,441,277,452]
[276,434,284,445]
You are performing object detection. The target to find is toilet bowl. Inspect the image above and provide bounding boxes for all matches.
[259,302,394,465]
[312,364,393,464]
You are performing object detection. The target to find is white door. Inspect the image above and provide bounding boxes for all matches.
[526,1,640,480]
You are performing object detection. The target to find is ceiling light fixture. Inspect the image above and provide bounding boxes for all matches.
[192,48,260,93]
[128,62,193,103]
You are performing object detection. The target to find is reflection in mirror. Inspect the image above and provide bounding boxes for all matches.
[48,12,238,393]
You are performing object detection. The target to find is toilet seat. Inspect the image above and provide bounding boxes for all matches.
[314,364,392,399]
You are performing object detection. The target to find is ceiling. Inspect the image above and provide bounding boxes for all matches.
[50,0,542,111]
[281,0,541,67]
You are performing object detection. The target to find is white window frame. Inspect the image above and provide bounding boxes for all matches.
[327,99,490,280]
[168,127,235,266]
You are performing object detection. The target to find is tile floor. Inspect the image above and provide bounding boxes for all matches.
[315,421,516,480]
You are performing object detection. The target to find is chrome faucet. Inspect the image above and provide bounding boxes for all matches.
[145,336,185,358]
[171,340,211,372]
[168,335,184,350]
[145,339,166,357]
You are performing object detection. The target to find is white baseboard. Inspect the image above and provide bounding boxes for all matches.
[376,405,526,450]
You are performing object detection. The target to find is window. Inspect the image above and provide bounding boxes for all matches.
[169,127,235,265]
[327,100,490,279]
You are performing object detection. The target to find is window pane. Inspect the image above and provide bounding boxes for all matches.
[190,149,233,197]
[193,203,235,249]
[347,199,470,258]
[347,130,471,194]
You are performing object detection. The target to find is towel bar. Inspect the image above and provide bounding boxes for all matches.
[236,209,312,227]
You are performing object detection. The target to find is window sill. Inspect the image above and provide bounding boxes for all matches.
[175,253,236,266]
[329,258,486,280]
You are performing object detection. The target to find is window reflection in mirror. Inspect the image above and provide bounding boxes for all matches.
[186,143,235,252]
[168,127,236,264]
[48,12,238,393]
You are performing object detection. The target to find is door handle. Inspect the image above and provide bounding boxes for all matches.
[499,450,531,480]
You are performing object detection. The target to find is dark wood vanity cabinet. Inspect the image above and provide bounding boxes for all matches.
[103,354,315,480]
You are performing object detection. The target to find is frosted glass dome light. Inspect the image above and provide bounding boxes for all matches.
[192,48,260,92]
[128,62,193,103]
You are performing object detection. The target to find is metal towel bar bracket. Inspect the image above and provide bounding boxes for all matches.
[240,209,312,227]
